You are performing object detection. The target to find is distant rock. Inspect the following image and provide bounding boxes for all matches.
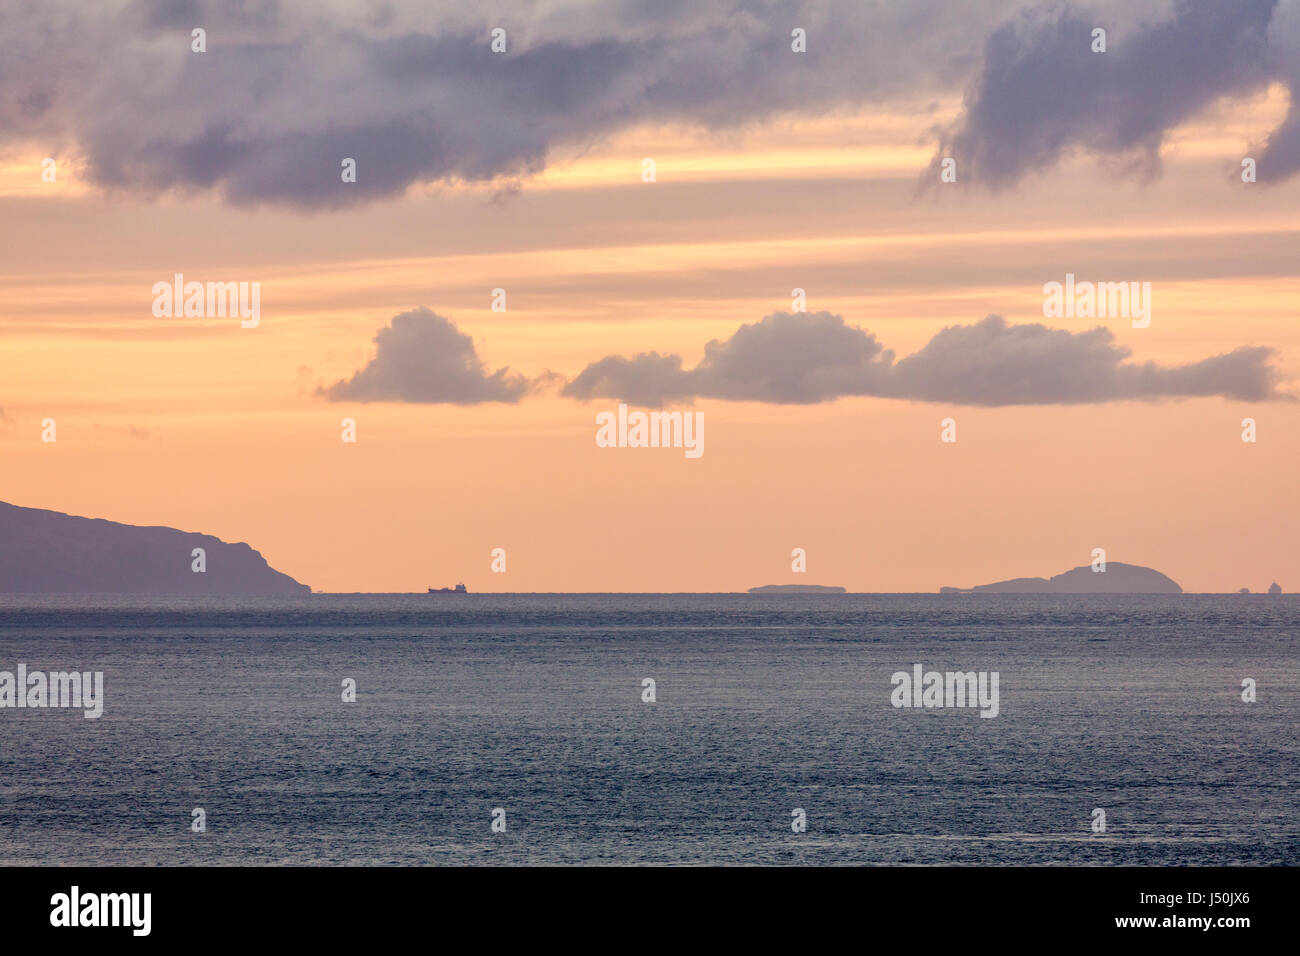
[0,501,309,595]
[1239,588,1251,594]
[942,562,1181,594]
[748,584,847,594]
[1268,581,1282,595]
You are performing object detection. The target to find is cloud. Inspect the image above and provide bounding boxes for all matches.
[0,0,1011,207]
[563,351,699,407]
[564,311,896,404]
[7,2,1297,205]
[562,311,1291,406]
[321,308,537,404]
[928,0,1300,187]
[889,315,1286,404]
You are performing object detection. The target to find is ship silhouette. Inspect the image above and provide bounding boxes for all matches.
[428,582,468,594]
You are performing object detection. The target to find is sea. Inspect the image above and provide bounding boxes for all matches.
[0,593,1296,866]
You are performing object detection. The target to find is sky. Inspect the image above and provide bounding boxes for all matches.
[1,0,1299,593]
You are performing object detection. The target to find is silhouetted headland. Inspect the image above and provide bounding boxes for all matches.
[748,584,847,594]
[941,562,1181,594]
[0,501,309,595]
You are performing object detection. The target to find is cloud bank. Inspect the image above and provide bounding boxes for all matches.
[1,0,1006,208]
[561,311,1289,406]
[321,308,537,404]
[930,0,1300,187]
[7,1,1295,206]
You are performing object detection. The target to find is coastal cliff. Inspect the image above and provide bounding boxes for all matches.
[0,501,309,595]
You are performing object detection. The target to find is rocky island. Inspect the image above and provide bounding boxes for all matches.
[941,562,1181,594]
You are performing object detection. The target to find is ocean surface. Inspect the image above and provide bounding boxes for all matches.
[0,594,1296,866]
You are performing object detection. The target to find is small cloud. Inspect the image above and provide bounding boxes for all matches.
[490,181,523,205]
[563,351,698,406]
[563,311,1291,407]
[321,308,538,404]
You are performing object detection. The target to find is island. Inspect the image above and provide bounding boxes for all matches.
[748,584,847,594]
[0,500,310,595]
[940,562,1181,594]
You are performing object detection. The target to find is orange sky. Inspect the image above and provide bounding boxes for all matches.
[2,96,1298,593]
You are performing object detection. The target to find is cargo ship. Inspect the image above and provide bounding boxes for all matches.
[428,583,468,594]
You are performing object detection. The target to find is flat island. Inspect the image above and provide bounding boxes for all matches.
[747,584,848,594]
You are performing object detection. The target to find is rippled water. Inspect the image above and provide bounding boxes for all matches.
[0,594,1296,865]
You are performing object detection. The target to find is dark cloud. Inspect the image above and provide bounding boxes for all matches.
[929,1,1300,187]
[9,1,1295,201]
[562,311,1291,406]
[0,0,1007,207]
[321,308,537,404]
